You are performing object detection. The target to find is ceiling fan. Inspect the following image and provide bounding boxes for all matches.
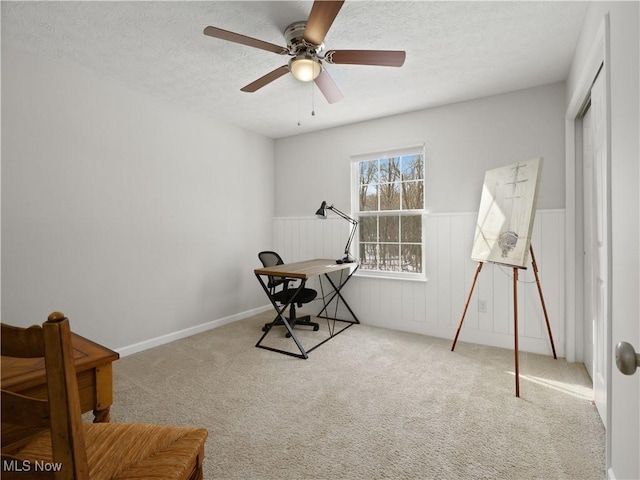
[203,0,406,104]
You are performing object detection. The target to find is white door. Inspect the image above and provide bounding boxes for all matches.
[571,7,639,477]
[583,70,608,425]
[609,85,640,480]
[608,11,640,475]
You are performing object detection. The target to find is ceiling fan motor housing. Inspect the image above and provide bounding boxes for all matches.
[284,21,324,56]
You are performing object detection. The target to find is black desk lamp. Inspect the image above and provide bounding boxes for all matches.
[315,201,358,264]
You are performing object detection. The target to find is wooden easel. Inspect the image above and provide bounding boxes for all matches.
[450,245,557,397]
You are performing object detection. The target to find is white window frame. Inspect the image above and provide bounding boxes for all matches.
[350,144,426,281]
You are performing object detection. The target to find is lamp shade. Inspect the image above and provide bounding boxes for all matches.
[315,201,328,218]
[290,56,322,82]
[314,200,358,264]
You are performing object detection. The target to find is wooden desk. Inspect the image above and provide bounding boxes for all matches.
[1,333,119,452]
[255,258,360,358]
[255,258,356,279]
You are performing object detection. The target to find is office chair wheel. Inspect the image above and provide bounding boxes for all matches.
[313,325,319,331]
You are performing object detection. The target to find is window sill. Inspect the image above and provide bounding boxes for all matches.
[353,272,428,283]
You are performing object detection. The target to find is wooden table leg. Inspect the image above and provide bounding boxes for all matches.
[93,406,111,423]
[93,364,113,422]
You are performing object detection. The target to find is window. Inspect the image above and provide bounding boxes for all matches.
[352,146,425,278]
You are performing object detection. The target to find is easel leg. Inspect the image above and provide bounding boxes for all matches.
[451,262,484,351]
[529,245,557,359]
[513,268,520,398]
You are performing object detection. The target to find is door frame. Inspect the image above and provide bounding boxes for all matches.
[565,13,611,470]
[581,103,595,380]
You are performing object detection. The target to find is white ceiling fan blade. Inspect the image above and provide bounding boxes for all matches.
[314,69,344,104]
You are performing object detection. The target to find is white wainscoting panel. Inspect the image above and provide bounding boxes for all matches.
[273,210,565,357]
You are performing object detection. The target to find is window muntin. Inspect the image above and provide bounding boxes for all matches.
[354,151,425,276]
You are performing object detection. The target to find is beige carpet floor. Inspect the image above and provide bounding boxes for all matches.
[110,312,605,479]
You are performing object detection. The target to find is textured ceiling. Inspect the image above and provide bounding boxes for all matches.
[2,1,588,139]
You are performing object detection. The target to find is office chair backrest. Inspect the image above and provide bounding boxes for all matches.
[258,251,288,290]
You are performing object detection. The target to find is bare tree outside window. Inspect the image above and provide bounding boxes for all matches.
[356,152,424,274]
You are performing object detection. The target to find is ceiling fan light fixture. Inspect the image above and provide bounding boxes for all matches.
[290,55,322,82]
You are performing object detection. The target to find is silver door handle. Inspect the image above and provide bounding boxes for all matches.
[615,342,640,375]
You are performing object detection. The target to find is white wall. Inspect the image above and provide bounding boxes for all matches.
[274,82,566,218]
[273,83,567,356]
[1,45,275,351]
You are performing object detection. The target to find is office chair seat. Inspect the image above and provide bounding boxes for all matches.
[272,287,318,306]
[258,251,320,334]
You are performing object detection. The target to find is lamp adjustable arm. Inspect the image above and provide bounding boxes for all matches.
[315,201,358,263]
[327,205,357,226]
[327,205,358,261]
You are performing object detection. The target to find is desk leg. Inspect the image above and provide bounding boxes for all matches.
[301,267,359,355]
[317,265,360,325]
[255,274,309,359]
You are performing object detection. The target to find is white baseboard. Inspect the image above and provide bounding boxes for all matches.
[116,305,271,358]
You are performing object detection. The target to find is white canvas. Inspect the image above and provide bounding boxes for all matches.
[471,158,543,268]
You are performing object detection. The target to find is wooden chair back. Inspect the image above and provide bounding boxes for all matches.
[1,312,90,479]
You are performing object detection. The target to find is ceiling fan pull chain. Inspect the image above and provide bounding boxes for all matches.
[311,81,316,117]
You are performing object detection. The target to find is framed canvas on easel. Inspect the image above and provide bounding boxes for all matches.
[451,158,557,397]
[471,157,542,268]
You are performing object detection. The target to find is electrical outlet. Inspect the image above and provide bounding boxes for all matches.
[478,299,488,313]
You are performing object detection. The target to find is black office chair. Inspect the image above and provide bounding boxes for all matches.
[258,251,319,333]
